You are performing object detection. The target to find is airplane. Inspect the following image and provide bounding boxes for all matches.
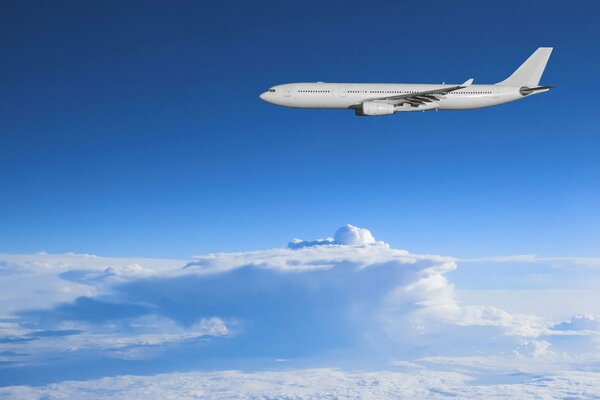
[259,47,554,116]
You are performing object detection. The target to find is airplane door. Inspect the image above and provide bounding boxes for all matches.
[284,87,291,97]
[340,87,347,97]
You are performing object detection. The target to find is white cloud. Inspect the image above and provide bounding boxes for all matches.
[81,316,230,360]
[0,252,184,317]
[519,339,552,357]
[1,225,600,394]
[287,224,378,249]
[288,237,335,249]
[2,368,600,400]
[334,224,377,245]
[179,226,597,362]
[0,321,30,338]
[456,289,600,320]
[552,314,600,332]
[0,315,231,365]
[0,252,183,272]
[459,254,600,269]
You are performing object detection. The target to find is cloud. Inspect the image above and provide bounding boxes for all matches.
[459,254,600,269]
[1,225,599,390]
[333,224,377,245]
[552,314,600,332]
[287,224,378,249]
[0,252,184,318]
[2,368,600,400]
[60,315,230,360]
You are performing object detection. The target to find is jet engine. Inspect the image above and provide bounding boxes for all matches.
[357,101,396,116]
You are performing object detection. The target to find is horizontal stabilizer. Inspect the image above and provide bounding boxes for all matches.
[519,85,556,95]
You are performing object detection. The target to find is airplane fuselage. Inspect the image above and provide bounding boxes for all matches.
[259,82,533,112]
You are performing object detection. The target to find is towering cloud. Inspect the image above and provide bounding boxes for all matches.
[0,226,599,397]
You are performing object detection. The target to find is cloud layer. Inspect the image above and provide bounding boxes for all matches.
[1,225,599,396]
[2,368,600,399]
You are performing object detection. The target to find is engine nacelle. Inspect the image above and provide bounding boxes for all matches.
[357,101,396,116]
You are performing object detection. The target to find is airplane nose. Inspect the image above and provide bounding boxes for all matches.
[259,92,267,101]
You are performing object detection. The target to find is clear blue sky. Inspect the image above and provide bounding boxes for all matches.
[1,0,599,258]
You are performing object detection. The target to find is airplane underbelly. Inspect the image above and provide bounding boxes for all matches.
[287,96,354,109]
[439,96,508,110]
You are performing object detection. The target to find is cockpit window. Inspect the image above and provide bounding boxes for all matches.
[268,88,276,92]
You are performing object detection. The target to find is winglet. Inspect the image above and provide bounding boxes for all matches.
[462,78,474,86]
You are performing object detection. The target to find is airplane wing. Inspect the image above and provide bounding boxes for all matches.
[361,84,466,107]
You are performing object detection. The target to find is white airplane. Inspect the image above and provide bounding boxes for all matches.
[259,47,554,116]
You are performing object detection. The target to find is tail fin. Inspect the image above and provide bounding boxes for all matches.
[497,47,553,87]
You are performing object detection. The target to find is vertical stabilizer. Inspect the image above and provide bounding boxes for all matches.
[497,47,553,87]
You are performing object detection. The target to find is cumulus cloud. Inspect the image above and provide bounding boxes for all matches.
[1,225,599,392]
[68,315,230,360]
[333,224,377,245]
[287,224,378,249]
[552,314,600,332]
[0,252,184,318]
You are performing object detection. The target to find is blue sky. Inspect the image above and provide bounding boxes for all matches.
[2,2,600,397]
[1,0,599,258]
